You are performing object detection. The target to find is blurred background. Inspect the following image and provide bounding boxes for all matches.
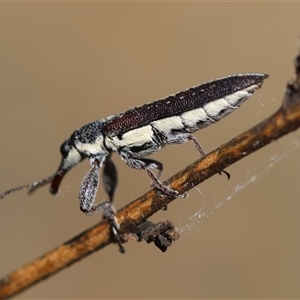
[0,2,300,299]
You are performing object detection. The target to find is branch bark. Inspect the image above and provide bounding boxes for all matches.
[1,51,300,299]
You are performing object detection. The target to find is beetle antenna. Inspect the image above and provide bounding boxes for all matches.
[0,172,58,199]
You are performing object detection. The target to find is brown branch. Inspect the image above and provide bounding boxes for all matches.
[1,52,300,299]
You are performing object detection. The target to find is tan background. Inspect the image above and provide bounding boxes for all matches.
[0,2,300,299]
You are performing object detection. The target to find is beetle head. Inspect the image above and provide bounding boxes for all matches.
[50,139,85,194]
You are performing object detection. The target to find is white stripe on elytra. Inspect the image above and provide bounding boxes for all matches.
[203,98,236,121]
[181,107,215,130]
[151,116,184,134]
[107,125,154,150]
[203,84,259,120]
[224,84,258,106]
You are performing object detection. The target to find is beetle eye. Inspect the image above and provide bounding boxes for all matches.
[60,141,70,157]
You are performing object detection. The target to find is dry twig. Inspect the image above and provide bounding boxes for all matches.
[1,51,300,299]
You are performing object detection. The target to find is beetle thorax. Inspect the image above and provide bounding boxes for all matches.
[72,121,109,157]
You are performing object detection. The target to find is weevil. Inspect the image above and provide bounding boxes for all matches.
[1,73,268,251]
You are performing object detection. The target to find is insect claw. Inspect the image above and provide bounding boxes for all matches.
[103,202,125,253]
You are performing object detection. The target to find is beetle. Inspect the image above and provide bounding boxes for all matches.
[1,73,268,251]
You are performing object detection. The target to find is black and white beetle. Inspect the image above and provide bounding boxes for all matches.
[1,73,268,250]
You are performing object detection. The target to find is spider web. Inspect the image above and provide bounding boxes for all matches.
[177,130,300,237]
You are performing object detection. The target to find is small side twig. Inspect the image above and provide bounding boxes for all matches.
[2,51,300,299]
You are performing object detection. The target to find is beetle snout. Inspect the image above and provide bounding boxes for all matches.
[50,141,85,194]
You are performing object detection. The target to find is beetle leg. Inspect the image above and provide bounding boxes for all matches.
[103,203,125,253]
[103,153,118,203]
[138,158,164,181]
[186,134,230,179]
[79,156,102,214]
[79,156,125,252]
[167,133,230,179]
[124,157,185,198]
